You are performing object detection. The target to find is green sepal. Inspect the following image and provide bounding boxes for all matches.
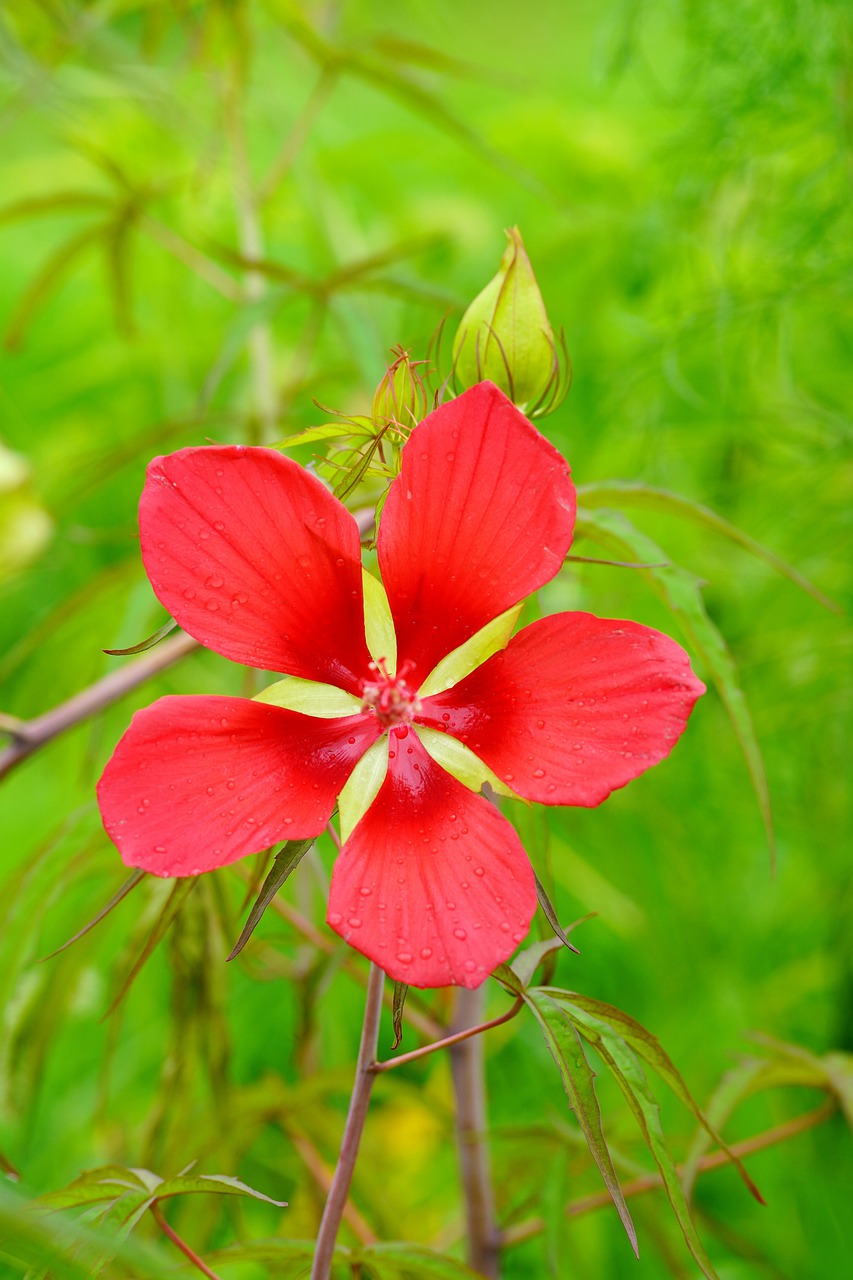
[419,603,521,697]
[416,725,522,800]
[254,676,361,718]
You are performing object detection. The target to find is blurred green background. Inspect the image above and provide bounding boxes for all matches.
[0,1,850,1277]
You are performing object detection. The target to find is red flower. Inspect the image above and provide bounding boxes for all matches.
[97,383,704,988]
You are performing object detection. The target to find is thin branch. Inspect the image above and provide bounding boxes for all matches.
[371,997,523,1073]
[501,1100,838,1248]
[311,962,385,1280]
[151,1201,223,1280]
[0,632,199,781]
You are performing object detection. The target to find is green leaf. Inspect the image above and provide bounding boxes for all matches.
[227,839,315,961]
[105,878,198,1016]
[532,872,581,956]
[511,936,563,989]
[103,618,177,656]
[37,1165,157,1213]
[151,1171,287,1207]
[577,480,841,614]
[523,990,638,1256]
[40,869,146,960]
[491,961,526,997]
[391,981,408,1049]
[562,1002,721,1280]
[274,420,378,448]
[548,989,763,1203]
[576,507,775,865]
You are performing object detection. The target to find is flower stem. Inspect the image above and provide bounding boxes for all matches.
[311,961,385,1280]
[449,986,501,1279]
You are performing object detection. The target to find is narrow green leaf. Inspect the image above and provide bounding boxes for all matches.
[227,839,315,960]
[548,989,763,1204]
[576,507,775,865]
[577,480,841,614]
[391,981,408,1049]
[274,420,376,448]
[523,990,637,1256]
[152,1172,287,1207]
[103,619,177,656]
[512,936,563,988]
[533,872,581,956]
[105,879,198,1017]
[0,192,112,224]
[40,870,146,960]
[563,1004,721,1280]
[491,961,526,996]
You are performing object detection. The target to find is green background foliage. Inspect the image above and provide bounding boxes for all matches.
[0,1,850,1276]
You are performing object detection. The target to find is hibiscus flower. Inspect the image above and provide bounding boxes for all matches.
[97,382,704,988]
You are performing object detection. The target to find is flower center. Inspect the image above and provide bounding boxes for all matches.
[360,658,421,729]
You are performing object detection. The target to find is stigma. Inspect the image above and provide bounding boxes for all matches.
[360,658,421,729]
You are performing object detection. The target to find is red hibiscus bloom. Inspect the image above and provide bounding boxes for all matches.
[97,383,704,988]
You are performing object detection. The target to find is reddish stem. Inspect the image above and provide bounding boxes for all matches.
[151,1201,222,1280]
[370,998,523,1073]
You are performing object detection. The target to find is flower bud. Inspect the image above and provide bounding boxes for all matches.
[372,345,430,431]
[452,226,570,416]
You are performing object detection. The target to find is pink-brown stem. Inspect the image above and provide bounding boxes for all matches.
[370,998,523,1073]
[449,985,501,1279]
[0,632,199,781]
[310,962,385,1279]
[151,1201,222,1280]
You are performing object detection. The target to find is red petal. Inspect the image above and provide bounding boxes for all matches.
[418,614,705,806]
[327,729,535,988]
[377,382,576,685]
[140,447,373,693]
[97,696,381,876]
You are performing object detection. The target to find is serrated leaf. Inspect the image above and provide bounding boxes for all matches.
[577,480,840,614]
[275,420,377,448]
[227,839,315,960]
[37,1166,157,1213]
[576,507,775,865]
[152,1171,287,1207]
[40,870,146,960]
[391,981,408,1049]
[523,990,637,1256]
[105,879,198,1017]
[103,619,177,656]
[562,1003,721,1280]
[547,989,762,1203]
[533,873,581,957]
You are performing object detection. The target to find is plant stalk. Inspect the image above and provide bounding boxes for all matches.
[449,985,501,1279]
[310,961,385,1279]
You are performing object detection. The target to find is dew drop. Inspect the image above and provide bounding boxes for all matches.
[420,947,433,959]
[153,845,166,854]
[474,866,485,877]
[464,959,477,973]
[453,927,467,940]
[205,599,219,612]
[183,587,196,600]
[328,912,342,926]
[533,768,546,779]
[204,574,224,589]
[347,916,362,928]
[396,951,413,965]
